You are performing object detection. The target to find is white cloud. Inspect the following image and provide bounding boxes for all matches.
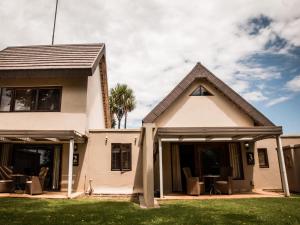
[0,0,299,127]
[242,91,268,102]
[285,75,300,92]
[267,96,292,107]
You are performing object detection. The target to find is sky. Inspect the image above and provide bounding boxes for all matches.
[0,0,299,133]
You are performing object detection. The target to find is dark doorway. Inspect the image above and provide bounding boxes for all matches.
[179,144,195,192]
[12,144,62,191]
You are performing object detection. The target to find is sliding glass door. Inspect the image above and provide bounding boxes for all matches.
[12,144,62,191]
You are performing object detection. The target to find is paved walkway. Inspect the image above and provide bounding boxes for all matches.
[157,190,284,200]
[0,191,83,199]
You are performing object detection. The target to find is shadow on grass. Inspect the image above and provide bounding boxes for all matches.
[0,197,300,225]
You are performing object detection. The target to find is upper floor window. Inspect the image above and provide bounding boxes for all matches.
[190,85,213,96]
[0,87,62,112]
[111,143,132,171]
[258,148,269,168]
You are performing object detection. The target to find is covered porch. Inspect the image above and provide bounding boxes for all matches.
[0,130,86,198]
[155,126,290,198]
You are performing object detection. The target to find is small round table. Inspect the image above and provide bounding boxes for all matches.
[203,175,221,195]
[11,174,26,192]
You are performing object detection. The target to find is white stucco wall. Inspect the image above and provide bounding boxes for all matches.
[86,66,105,130]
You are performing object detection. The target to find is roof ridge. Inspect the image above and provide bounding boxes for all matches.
[5,43,104,49]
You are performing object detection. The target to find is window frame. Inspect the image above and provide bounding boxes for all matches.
[257,148,269,168]
[111,143,132,171]
[0,86,62,112]
[190,85,213,96]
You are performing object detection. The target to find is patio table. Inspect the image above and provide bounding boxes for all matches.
[11,174,26,192]
[203,175,221,195]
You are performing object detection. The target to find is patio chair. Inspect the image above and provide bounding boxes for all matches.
[25,167,49,195]
[215,167,232,195]
[0,166,15,193]
[182,167,204,195]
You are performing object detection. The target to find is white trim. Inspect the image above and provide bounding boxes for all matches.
[67,138,74,198]
[160,137,253,142]
[158,138,163,198]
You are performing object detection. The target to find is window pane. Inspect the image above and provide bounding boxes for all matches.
[121,144,131,171]
[111,144,121,170]
[0,88,13,111]
[14,89,37,111]
[258,149,269,168]
[37,88,60,111]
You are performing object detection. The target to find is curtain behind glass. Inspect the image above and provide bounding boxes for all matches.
[0,144,10,166]
[52,146,61,190]
[229,143,241,179]
[171,144,182,192]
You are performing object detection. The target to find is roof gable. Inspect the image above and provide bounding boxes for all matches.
[143,63,275,126]
[0,43,105,76]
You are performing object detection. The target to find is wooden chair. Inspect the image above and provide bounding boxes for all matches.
[215,167,232,195]
[25,167,49,195]
[182,167,204,195]
[0,166,15,193]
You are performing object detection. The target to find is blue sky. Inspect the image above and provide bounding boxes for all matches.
[0,0,299,133]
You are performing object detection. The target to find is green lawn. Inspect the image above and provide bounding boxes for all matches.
[0,197,300,225]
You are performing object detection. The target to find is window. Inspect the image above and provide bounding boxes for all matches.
[0,88,13,111]
[111,143,132,171]
[37,88,61,111]
[190,85,213,96]
[0,87,62,112]
[14,88,37,111]
[258,148,269,168]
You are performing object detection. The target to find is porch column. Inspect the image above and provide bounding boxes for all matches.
[276,135,290,197]
[158,138,163,198]
[67,138,74,198]
[142,123,155,207]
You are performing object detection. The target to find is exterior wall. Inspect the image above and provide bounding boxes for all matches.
[254,139,282,190]
[155,80,254,127]
[0,72,88,133]
[60,143,88,192]
[86,66,106,129]
[80,129,143,194]
[0,65,107,133]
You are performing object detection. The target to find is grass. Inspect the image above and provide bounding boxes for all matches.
[0,196,300,225]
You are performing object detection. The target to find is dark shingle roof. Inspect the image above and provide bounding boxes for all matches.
[0,43,105,76]
[143,63,275,126]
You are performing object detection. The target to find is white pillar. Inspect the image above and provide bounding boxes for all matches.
[276,136,290,197]
[67,138,74,198]
[158,138,163,198]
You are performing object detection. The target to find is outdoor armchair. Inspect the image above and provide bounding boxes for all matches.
[215,167,232,194]
[182,167,204,195]
[0,166,15,193]
[25,167,49,195]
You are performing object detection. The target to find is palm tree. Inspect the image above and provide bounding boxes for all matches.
[109,83,136,129]
[123,88,136,129]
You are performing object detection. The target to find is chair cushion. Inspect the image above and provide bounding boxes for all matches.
[216,181,228,184]
[0,180,13,183]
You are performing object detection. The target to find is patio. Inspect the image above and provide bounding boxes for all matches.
[0,191,83,199]
[159,190,284,200]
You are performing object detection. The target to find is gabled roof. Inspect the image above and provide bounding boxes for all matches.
[143,63,275,126]
[0,43,105,76]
